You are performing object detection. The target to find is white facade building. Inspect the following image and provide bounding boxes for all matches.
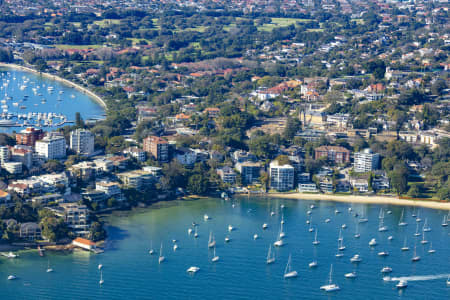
[269,161,295,191]
[35,132,66,160]
[354,148,380,173]
[70,129,95,156]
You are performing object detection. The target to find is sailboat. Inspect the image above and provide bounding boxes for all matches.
[401,237,410,251]
[46,259,53,273]
[358,210,368,223]
[279,222,286,239]
[411,244,420,262]
[398,209,407,226]
[354,222,360,238]
[208,231,216,248]
[212,247,219,262]
[283,254,298,278]
[266,244,275,264]
[338,238,346,251]
[378,208,384,219]
[313,229,320,245]
[446,275,450,286]
[414,222,421,237]
[420,230,428,244]
[335,240,344,257]
[99,270,104,285]
[428,242,435,254]
[159,243,165,264]
[338,228,343,242]
[442,214,448,227]
[416,210,422,222]
[149,241,155,255]
[320,264,340,292]
[378,210,388,232]
[422,218,431,232]
[194,226,199,238]
[281,212,285,225]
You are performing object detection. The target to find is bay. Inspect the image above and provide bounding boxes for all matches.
[0,67,105,133]
[0,196,449,299]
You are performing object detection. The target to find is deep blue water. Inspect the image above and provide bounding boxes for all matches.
[0,197,449,299]
[0,67,104,133]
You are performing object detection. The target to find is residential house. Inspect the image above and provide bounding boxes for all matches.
[217,167,236,184]
[315,146,350,164]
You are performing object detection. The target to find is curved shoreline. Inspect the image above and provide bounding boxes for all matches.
[261,192,450,211]
[0,62,107,110]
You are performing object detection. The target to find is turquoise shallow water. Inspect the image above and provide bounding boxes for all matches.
[1,196,449,300]
[0,67,104,133]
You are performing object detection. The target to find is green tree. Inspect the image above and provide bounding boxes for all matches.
[89,221,106,241]
[389,167,408,195]
[407,184,421,198]
[187,174,209,195]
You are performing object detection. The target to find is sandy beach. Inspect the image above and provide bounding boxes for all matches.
[0,62,107,110]
[263,193,450,211]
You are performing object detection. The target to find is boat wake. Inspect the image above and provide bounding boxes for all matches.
[383,274,450,282]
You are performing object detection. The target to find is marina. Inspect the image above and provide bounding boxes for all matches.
[0,68,105,132]
[0,196,449,299]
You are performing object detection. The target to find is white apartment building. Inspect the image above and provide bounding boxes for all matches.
[354,148,380,173]
[70,129,95,156]
[35,132,66,160]
[269,161,295,191]
[0,146,9,165]
[3,162,22,174]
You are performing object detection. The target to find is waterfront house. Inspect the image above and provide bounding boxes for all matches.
[72,237,96,251]
[217,167,237,185]
[19,222,41,240]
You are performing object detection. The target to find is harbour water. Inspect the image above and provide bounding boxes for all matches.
[1,196,449,299]
[0,67,105,132]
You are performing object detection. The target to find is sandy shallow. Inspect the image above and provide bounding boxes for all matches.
[264,193,450,211]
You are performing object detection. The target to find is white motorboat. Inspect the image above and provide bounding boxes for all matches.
[98,264,103,270]
[335,253,344,258]
[309,261,318,268]
[283,254,298,279]
[274,239,284,247]
[428,242,435,254]
[310,204,315,209]
[381,267,392,273]
[203,214,210,221]
[225,236,230,243]
[388,236,393,241]
[173,244,178,251]
[378,251,389,257]
[266,244,275,264]
[335,209,340,214]
[187,266,200,273]
[228,225,234,232]
[262,223,268,229]
[270,211,276,216]
[6,252,17,258]
[345,272,357,278]
[188,228,193,235]
[253,234,259,240]
[396,280,407,289]
[341,224,347,229]
[324,218,331,223]
[447,275,450,286]
[369,238,377,246]
[320,264,340,292]
[350,254,362,263]
[7,275,16,280]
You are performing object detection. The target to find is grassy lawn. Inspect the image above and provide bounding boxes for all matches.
[127,38,151,46]
[54,44,103,50]
[93,19,121,28]
[258,17,312,31]
[307,28,324,32]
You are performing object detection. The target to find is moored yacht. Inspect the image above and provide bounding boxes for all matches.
[283,254,298,279]
[320,264,340,292]
[396,280,408,289]
[381,267,392,273]
[345,272,357,278]
[350,254,362,263]
[187,266,200,273]
[266,244,275,264]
